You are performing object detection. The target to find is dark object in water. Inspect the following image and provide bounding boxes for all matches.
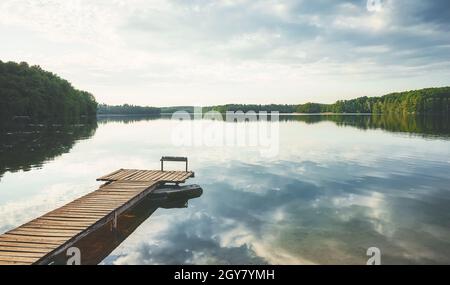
[150,184,203,208]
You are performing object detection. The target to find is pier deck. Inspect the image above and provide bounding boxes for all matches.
[0,169,194,265]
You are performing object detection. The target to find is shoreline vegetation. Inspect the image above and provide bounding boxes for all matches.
[100,86,450,116]
[1,61,449,121]
[0,61,97,122]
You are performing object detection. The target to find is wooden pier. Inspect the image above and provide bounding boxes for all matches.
[0,165,195,265]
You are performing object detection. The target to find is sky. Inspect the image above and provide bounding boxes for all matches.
[1,0,450,106]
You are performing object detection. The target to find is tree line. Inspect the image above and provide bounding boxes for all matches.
[0,61,97,122]
[97,104,160,115]
[204,87,450,115]
[2,60,448,118]
[322,87,450,114]
[100,87,449,115]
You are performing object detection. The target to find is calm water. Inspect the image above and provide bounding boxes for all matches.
[1,115,450,265]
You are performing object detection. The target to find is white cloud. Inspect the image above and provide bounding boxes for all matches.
[1,0,449,105]
[0,183,91,233]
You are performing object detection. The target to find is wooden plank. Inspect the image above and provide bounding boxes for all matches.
[61,202,118,208]
[57,207,116,213]
[113,169,137,180]
[44,211,110,218]
[46,212,105,218]
[91,191,138,195]
[7,230,76,238]
[111,183,156,188]
[101,170,123,181]
[102,182,154,188]
[0,251,44,258]
[0,255,39,263]
[39,215,100,221]
[105,169,127,180]
[49,204,113,211]
[69,200,124,206]
[97,169,123,180]
[22,224,87,232]
[124,170,146,181]
[74,198,131,204]
[97,184,151,190]
[25,220,95,227]
[57,206,116,212]
[162,172,178,180]
[98,186,145,191]
[0,241,57,249]
[37,217,98,224]
[0,238,63,247]
[0,260,29,265]
[0,233,68,243]
[172,172,185,181]
[46,213,105,219]
[137,170,159,180]
[78,198,133,204]
[78,193,134,199]
[10,225,81,233]
[80,195,133,201]
[115,169,136,180]
[22,217,95,226]
[157,172,172,181]
[165,172,180,181]
[69,200,122,205]
[97,169,193,183]
[121,170,143,180]
[0,246,49,254]
[152,171,171,181]
[8,227,80,235]
[54,208,112,213]
[92,192,141,197]
[150,171,168,181]
[79,192,136,197]
[139,170,157,180]
[140,171,160,181]
[121,171,145,181]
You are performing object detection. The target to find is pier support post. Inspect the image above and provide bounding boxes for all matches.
[111,211,118,232]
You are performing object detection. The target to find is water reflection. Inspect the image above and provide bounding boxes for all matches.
[284,114,450,139]
[0,121,97,180]
[97,115,161,125]
[98,114,450,138]
[107,159,450,265]
[1,114,449,265]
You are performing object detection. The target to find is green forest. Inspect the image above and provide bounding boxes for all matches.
[97,104,160,115]
[99,87,450,115]
[206,87,450,115]
[0,60,97,121]
[1,60,449,119]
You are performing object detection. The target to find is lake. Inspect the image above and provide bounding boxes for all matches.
[1,114,450,265]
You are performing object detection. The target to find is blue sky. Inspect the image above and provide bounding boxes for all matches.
[1,0,450,106]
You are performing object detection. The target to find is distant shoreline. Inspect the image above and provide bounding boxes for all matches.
[97,86,450,116]
[96,112,445,116]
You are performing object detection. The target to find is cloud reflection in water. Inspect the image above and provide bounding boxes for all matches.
[106,158,450,265]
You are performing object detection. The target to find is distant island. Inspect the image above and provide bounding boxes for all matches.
[0,60,97,122]
[1,60,449,121]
